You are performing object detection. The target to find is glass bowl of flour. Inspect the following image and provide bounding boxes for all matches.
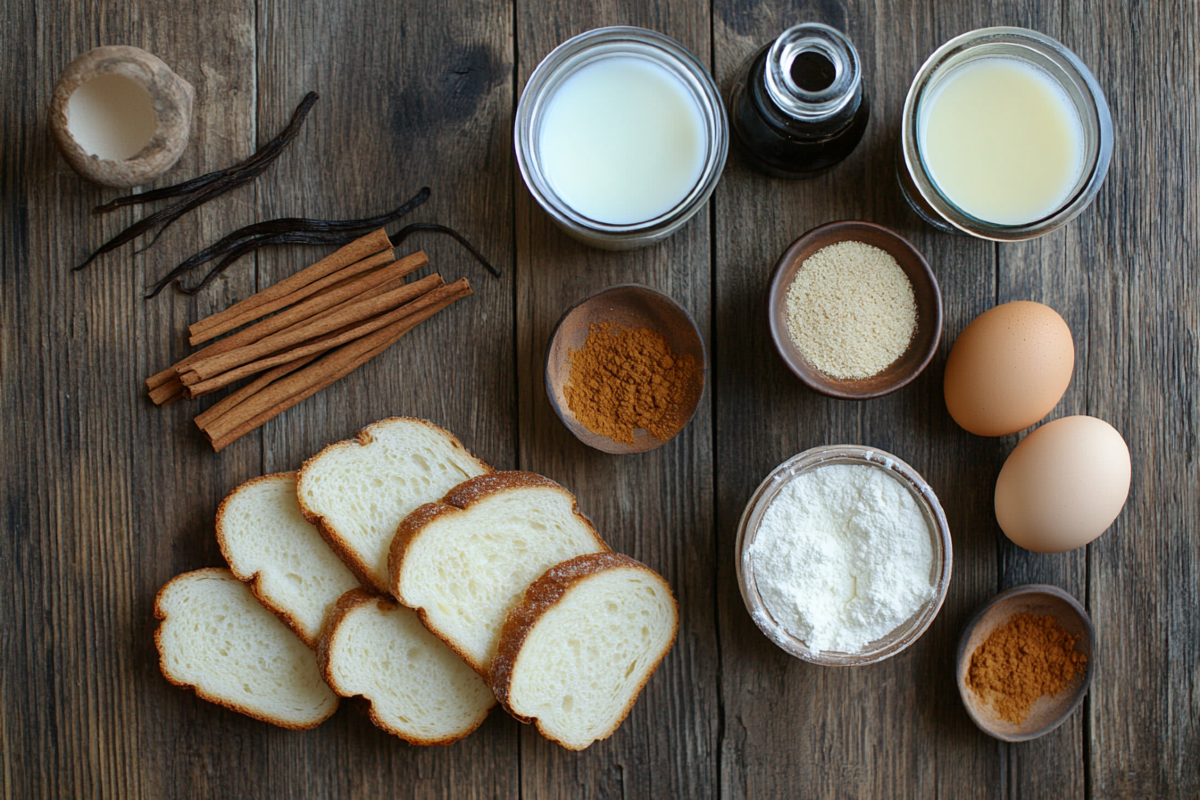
[736,445,952,666]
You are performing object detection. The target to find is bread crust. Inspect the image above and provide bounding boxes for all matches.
[154,568,338,731]
[215,471,326,648]
[487,553,679,750]
[316,588,493,746]
[296,416,493,592]
[386,471,610,675]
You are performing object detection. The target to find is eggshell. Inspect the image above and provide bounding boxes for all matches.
[944,301,1074,436]
[995,415,1131,553]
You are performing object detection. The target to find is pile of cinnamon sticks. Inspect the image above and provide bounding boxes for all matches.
[147,229,472,451]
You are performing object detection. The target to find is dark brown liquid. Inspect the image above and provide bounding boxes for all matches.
[730,46,869,178]
[790,51,836,92]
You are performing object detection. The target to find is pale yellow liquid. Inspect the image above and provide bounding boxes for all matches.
[918,57,1085,226]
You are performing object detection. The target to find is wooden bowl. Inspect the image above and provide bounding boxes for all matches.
[767,220,942,399]
[545,284,706,455]
[956,584,1095,742]
[49,46,194,187]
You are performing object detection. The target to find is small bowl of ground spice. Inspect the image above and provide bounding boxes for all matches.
[768,221,942,399]
[545,284,706,454]
[956,584,1095,742]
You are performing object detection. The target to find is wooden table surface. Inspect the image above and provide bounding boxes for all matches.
[2,0,1197,797]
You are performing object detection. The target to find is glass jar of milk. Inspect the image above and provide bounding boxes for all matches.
[515,27,728,250]
[898,27,1113,241]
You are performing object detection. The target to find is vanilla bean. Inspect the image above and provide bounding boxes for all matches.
[387,222,500,279]
[172,232,359,296]
[168,219,498,297]
[77,92,319,271]
[143,187,430,298]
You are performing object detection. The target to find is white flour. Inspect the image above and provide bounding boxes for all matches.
[749,463,935,654]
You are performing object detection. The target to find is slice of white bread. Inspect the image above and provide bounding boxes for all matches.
[388,471,609,675]
[216,472,360,647]
[154,568,339,730]
[297,417,492,592]
[317,589,496,745]
[489,553,678,750]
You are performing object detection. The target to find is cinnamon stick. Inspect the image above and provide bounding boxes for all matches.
[152,270,414,406]
[179,273,444,385]
[206,338,395,451]
[193,353,321,431]
[203,279,472,451]
[182,276,453,397]
[149,375,187,405]
[188,229,391,339]
[145,251,428,397]
[188,247,396,345]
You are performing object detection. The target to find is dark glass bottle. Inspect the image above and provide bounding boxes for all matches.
[730,23,870,178]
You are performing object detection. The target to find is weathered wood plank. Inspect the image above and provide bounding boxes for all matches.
[1070,1,1200,796]
[713,1,1002,797]
[0,1,259,798]
[988,0,1091,793]
[0,0,40,797]
[4,0,1199,797]
[513,2,720,798]
[241,0,520,798]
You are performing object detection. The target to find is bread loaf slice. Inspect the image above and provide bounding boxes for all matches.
[297,417,491,592]
[154,568,339,730]
[489,553,678,750]
[388,471,609,675]
[317,589,495,745]
[216,472,360,647]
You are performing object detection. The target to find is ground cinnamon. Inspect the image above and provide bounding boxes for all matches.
[966,613,1088,724]
[564,322,701,445]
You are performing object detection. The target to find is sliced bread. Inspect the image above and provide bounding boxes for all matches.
[216,472,360,647]
[154,568,339,730]
[388,471,609,675]
[489,553,678,750]
[297,417,491,592]
[317,589,496,745]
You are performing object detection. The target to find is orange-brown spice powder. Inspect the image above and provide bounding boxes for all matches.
[967,613,1088,725]
[564,322,700,445]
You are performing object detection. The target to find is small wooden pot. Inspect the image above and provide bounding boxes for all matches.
[49,45,194,188]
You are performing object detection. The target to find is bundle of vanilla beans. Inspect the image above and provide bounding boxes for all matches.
[146,229,470,451]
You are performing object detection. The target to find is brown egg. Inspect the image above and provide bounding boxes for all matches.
[944,301,1074,436]
[995,416,1132,553]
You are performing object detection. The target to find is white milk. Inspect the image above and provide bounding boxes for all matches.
[538,56,706,225]
[67,74,158,160]
[918,57,1085,226]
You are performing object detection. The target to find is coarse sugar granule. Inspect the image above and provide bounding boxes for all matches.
[784,240,917,379]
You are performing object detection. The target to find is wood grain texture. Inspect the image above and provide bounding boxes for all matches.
[1,2,259,798]
[513,1,719,797]
[714,1,1000,798]
[2,0,1198,797]
[249,0,520,797]
[1071,1,1200,797]
[989,0,1089,793]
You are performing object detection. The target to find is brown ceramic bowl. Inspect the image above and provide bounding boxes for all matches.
[767,220,942,399]
[545,284,706,455]
[956,584,1095,742]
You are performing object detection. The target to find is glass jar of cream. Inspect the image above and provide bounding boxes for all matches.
[515,26,728,250]
[898,27,1112,240]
